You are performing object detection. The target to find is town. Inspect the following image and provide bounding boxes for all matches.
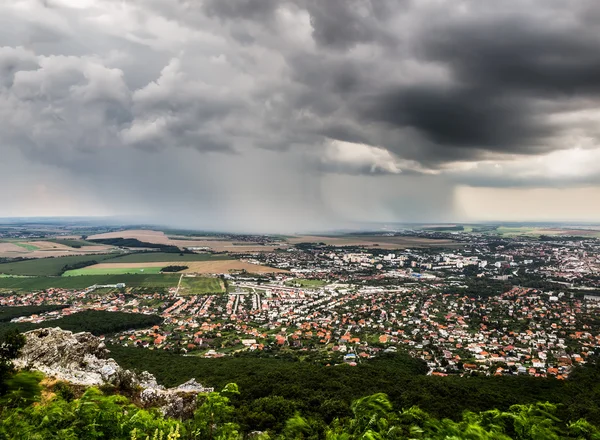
[2,230,600,381]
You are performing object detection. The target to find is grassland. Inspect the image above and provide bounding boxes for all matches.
[107,252,232,263]
[76,260,288,275]
[285,278,329,288]
[0,274,180,291]
[62,266,164,276]
[0,254,119,276]
[178,276,225,295]
[14,243,40,251]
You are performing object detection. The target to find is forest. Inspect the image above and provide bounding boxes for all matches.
[107,346,600,433]
[0,311,162,337]
[1,329,600,438]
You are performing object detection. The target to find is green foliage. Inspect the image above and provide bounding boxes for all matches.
[0,371,43,408]
[0,373,598,440]
[0,387,182,439]
[0,329,26,396]
[191,384,240,440]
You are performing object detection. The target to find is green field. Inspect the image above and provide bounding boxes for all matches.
[14,242,39,251]
[0,274,180,291]
[0,254,119,276]
[178,276,225,295]
[107,252,232,263]
[63,266,164,276]
[285,278,329,288]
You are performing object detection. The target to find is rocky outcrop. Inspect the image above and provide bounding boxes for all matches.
[15,327,214,418]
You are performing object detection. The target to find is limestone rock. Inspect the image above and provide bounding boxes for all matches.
[15,327,214,419]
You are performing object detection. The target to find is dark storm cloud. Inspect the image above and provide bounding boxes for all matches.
[2,0,600,227]
[203,0,279,20]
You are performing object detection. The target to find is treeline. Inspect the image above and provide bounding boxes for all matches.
[59,259,98,275]
[161,265,189,273]
[89,238,183,253]
[0,311,162,337]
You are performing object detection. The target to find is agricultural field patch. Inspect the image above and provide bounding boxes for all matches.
[0,273,180,291]
[62,266,164,276]
[284,278,329,288]
[88,229,285,252]
[0,254,119,276]
[14,243,39,251]
[181,260,288,274]
[178,275,225,295]
[76,260,288,275]
[46,238,100,248]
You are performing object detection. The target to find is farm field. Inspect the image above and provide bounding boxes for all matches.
[78,260,288,275]
[285,278,329,288]
[493,226,600,238]
[46,238,101,247]
[287,235,463,249]
[88,229,285,252]
[107,252,232,263]
[0,253,120,276]
[14,242,39,251]
[0,274,181,291]
[63,266,164,276]
[178,275,225,295]
[0,239,115,259]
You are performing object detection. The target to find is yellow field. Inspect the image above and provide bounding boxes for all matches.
[0,241,114,259]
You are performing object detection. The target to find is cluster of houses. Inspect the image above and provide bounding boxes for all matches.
[2,234,600,378]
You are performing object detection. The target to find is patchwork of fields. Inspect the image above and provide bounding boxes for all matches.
[0,254,119,276]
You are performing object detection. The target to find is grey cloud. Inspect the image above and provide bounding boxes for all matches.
[2,0,600,229]
[203,0,280,21]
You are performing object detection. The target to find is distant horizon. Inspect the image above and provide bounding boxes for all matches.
[1,215,600,236]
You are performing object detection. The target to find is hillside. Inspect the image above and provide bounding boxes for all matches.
[2,327,600,439]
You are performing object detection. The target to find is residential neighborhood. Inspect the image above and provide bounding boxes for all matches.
[3,231,600,380]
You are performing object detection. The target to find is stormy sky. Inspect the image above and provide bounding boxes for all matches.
[2,0,600,232]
